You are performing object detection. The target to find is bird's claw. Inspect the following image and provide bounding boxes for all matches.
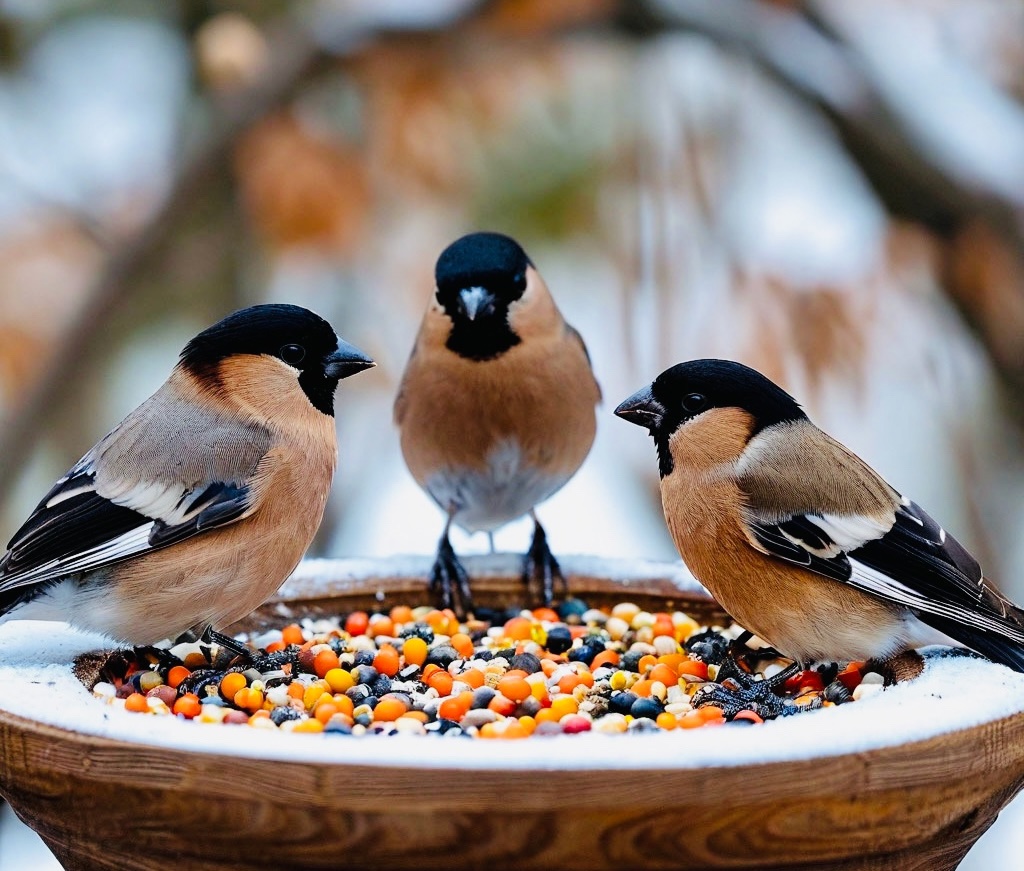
[693,661,804,719]
[429,535,474,617]
[523,520,566,606]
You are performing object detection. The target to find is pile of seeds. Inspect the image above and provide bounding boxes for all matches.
[89,599,883,737]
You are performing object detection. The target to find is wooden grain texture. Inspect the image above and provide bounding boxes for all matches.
[1,566,1023,871]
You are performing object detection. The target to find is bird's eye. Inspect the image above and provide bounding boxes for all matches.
[682,393,706,414]
[279,344,306,365]
[513,271,527,290]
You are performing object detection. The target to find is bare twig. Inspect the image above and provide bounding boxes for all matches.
[634,0,1024,415]
[0,1,492,501]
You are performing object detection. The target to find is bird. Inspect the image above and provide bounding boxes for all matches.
[394,231,601,614]
[615,358,1024,672]
[0,304,374,649]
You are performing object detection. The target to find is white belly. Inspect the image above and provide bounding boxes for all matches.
[425,439,568,532]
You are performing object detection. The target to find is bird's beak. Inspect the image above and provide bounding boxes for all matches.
[614,385,665,431]
[458,286,496,321]
[325,340,376,380]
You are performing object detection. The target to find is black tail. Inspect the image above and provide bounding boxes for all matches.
[923,616,1024,673]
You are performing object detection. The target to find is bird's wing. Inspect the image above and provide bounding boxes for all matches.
[737,427,1024,646]
[565,323,602,402]
[0,389,272,596]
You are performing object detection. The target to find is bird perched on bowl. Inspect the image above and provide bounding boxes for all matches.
[395,232,601,614]
[615,358,1024,672]
[0,304,374,649]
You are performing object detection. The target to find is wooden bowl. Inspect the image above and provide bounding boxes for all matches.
[2,555,1024,871]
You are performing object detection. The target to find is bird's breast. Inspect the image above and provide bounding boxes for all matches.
[660,467,907,663]
[397,329,598,530]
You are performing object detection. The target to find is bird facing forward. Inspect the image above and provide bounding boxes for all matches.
[615,359,1024,671]
[0,304,374,648]
[395,232,601,613]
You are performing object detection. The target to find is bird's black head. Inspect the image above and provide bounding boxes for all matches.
[434,231,533,361]
[180,304,374,416]
[614,359,806,477]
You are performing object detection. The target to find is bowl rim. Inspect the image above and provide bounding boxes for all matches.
[1,555,1024,773]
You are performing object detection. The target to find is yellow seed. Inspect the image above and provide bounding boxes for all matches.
[324,668,354,693]
[303,684,327,710]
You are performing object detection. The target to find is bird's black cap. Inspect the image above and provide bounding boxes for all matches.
[180,303,373,416]
[435,232,532,294]
[615,359,806,477]
[434,232,534,361]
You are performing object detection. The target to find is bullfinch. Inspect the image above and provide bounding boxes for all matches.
[615,358,1024,671]
[0,304,374,648]
[395,232,601,613]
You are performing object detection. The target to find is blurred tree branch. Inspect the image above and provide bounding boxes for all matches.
[632,0,1024,418]
[0,2,490,502]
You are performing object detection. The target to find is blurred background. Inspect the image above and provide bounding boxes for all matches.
[0,0,1023,867]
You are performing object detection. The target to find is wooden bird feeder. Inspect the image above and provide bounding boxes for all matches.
[1,556,1023,871]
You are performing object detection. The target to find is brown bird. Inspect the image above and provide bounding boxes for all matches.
[395,232,601,613]
[615,358,1024,672]
[0,304,374,648]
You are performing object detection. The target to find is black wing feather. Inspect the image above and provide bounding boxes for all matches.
[748,499,1024,669]
[746,519,851,584]
[149,483,251,548]
[2,471,149,577]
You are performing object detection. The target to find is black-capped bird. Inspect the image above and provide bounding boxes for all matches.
[615,359,1024,671]
[395,232,601,613]
[0,304,374,648]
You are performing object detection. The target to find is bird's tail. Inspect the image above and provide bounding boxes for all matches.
[924,615,1024,673]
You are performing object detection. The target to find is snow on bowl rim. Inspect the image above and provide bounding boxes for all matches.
[1,555,1023,771]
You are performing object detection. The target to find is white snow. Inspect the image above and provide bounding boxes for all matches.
[1,557,1023,771]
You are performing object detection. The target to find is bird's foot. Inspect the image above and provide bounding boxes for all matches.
[130,644,183,672]
[523,520,566,607]
[693,661,804,719]
[201,626,252,662]
[429,535,474,617]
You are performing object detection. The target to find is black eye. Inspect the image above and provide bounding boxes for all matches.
[682,393,706,414]
[513,271,527,290]
[279,344,306,365]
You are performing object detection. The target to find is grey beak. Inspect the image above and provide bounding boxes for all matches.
[458,286,495,321]
[614,385,665,431]
[325,340,375,380]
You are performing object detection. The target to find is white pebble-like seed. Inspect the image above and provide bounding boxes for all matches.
[265,685,290,707]
[653,635,679,656]
[581,609,607,625]
[762,663,786,679]
[664,701,692,716]
[461,709,499,727]
[612,602,640,621]
[853,682,884,701]
[860,672,885,685]
[633,611,655,629]
[93,682,117,700]
[593,713,629,733]
[605,617,630,641]
[666,685,688,705]
[628,641,657,655]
